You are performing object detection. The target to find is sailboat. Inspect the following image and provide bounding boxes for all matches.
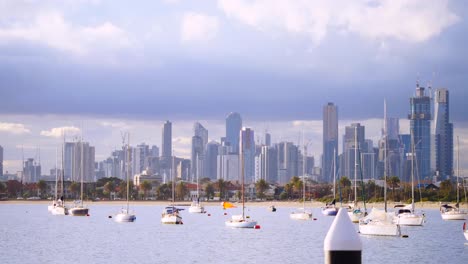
[51,134,69,216]
[322,149,339,216]
[189,153,205,213]
[161,156,183,224]
[359,100,401,236]
[393,130,424,226]
[226,129,258,228]
[440,136,467,220]
[348,126,365,223]
[464,222,468,240]
[48,148,59,212]
[114,133,136,222]
[290,142,312,220]
[69,140,89,216]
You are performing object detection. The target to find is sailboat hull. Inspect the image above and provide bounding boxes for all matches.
[290,212,312,220]
[69,207,89,216]
[188,204,205,213]
[359,221,401,236]
[464,230,468,241]
[115,212,136,222]
[161,214,183,224]
[225,219,257,228]
[348,210,364,223]
[51,206,68,215]
[322,207,338,216]
[441,211,467,220]
[394,213,424,226]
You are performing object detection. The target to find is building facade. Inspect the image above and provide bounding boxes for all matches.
[434,88,453,180]
[225,112,242,154]
[323,103,338,182]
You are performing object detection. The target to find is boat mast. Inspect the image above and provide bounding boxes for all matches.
[457,136,460,205]
[61,131,65,201]
[384,99,388,212]
[127,133,130,212]
[303,142,306,212]
[354,126,358,207]
[411,128,415,213]
[55,147,58,200]
[241,139,245,219]
[333,148,336,200]
[172,155,175,204]
[80,138,84,207]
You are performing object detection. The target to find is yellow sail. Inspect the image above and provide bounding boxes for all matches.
[222,201,237,209]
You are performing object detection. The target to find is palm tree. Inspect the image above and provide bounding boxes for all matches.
[290,176,302,199]
[284,183,293,199]
[175,182,188,201]
[156,183,171,200]
[140,180,152,199]
[204,183,215,200]
[69,182,80,199]
[387,176,400,202]
[339,176,352,202]
[217,179,227,200]
[255,179,269,200]
[103,181,115,199]
[37,180,47,198]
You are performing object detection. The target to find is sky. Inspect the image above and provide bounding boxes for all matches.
[1,0,468,174]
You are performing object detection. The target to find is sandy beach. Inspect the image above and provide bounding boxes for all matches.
[1,199,461,209]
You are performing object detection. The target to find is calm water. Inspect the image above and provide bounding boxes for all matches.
[1,204,467,264]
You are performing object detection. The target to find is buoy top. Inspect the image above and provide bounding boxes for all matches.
[324,208,362,251]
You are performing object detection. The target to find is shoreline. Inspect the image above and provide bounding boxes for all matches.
[1,199,463,209]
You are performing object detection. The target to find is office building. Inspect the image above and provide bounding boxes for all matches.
[434,88,453,180]
[225,112,242,154]
[240,127,255,184]
[323,103,338,182]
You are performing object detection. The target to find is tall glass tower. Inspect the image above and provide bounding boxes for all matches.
[322,103,338,182]
[409,85,431,180]
[226,112,242,154]
[434,88,453,179]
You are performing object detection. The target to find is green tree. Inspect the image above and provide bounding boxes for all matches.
[284,183,293,199]
[387,176,400,201]
[204,183,215,200]
[157,183,171,200]
[103,181,115,198]
[217,179,227,200]
[69,182,80,199]
[37,180,47,198]
[175,182,188,201]
[439,179,453,200]
[289,176,302,198]
[255,179,269,200]
[140,180,152,199]
[339,176,352,202]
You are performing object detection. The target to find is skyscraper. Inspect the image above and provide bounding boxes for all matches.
[434,88,453,180]
[240,127,255,184]
[409,85,431,180]
[161,121,172,177]
[343,123,366,179]
[205,141,219,180]
[225,112,242,154]
[193,122,208,148]
[23,158,41,183]
[191,136,204,182]
[323,103,338,182]
[0,145,3,177]
[64,141,95,182]
[277,142,299,184]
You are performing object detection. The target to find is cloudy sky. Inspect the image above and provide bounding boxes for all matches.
[1,0,467,174]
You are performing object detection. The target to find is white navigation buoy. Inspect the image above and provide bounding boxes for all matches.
[324,208,362,264]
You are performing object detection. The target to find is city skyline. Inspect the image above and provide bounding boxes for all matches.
[1,1,468,176]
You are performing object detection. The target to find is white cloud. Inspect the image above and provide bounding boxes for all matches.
[0,10,130,55]
[40,126,81,138]
[0,122,31,134]
[218,0,459,44]
[181,12,219,42]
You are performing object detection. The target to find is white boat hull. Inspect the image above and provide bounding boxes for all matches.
[359,221,401,236]
[69,207,89,216]
[225,219,257,228]
[188,205,205,213]
[394,213,424,226]
[441,211,467,220]
[290,212,312,220]
[114,212,136,222]
[322,207,338,216]
[464,230,468,241]
[51,206,68,215]
[161,214,183,224]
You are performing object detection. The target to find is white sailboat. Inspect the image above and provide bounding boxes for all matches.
[69,140,89,216]
[348,126,365,223]
[226,128,258,228]
[51,135,68,216]
[464,222,468,240]
[115,133,136,223]
[393,131,424,226]
[322,149,338,216]
[441,136,467,220]
[48,148,59,212]
[188,153,205,214]
[359,100,401,236]
[161,156,183,224]
[290,142,312,220]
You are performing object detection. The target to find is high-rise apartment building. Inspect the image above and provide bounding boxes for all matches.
[277,142,299,184]
[194,122,208,148]
[225,112,242,154]
[64,141,95,182]
[240,127,255,184]
[23,158,41,183]
[434,88,453,180]
[205,141,219,180]
[323,103,338,182]
[409,85,432,180]
[161,120,172,177]
[191,136,204,182]
[342,123,366,179]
